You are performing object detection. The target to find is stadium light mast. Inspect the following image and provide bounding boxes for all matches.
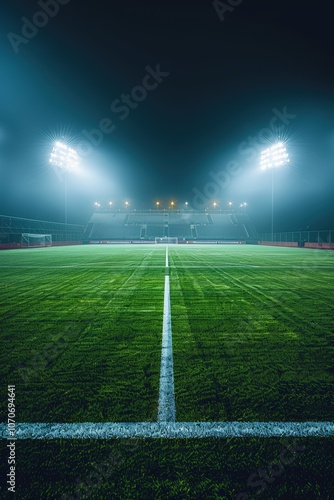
[260,142,289,241]
[49,141,80,224]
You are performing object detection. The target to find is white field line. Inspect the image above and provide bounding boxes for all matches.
[1,422,333,439]
[158,247,176,422]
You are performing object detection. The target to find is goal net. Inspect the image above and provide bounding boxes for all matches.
[155,237,178,244]
[21,233,52,248]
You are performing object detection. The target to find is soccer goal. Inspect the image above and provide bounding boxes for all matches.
[155,237,178,244]
[21,233,52,248]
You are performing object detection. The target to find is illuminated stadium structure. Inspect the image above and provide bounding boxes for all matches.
[83,209,258,243]
[1,211,334,249]
[0,210,256,248]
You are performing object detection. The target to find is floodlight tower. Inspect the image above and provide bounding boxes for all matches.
[260,142,289,241]
[49,141,80,224]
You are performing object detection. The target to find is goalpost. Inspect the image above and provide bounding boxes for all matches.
[155,237,178,244]
[21,233,52,248]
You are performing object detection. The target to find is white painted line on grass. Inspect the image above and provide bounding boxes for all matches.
[158,274,176,422]
[165,245,169,268]
[1,422,333,439]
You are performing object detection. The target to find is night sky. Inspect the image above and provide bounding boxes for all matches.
[1,0,334,231]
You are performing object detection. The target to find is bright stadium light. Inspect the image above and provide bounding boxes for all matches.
[108,201,113,207]
[260,142,289,170]
[260,142,289,240]
[49,141,80,224]
[228,201,233,206]
[49,141,80,171]
[94,202,101,208]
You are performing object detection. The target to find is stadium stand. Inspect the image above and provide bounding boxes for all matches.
[147,225,164,238]
[235,214,258,239]
[84,210,256,242]
[168,224,192,239]
[127,213,165,224]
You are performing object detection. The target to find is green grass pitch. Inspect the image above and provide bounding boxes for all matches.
[0,245,166,423]
[0,244,333,498]
[170,245,334,422]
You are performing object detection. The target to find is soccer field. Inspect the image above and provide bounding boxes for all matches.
[0,244,333,498]
[1,244,333,423]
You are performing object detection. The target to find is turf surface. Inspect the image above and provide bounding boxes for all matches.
[0,243,333,498]
[0,245,165,422]
[170,245,334,421]
[0,438,333,499]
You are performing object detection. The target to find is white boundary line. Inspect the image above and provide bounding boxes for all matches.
[1,422,333,439]
[158,246,176,422]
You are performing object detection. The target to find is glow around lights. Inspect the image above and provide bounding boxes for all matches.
[260,142,289,170]
[49,142,80,170]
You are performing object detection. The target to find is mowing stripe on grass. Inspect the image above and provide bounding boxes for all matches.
[1,422,333,439]
[158,246,176,422]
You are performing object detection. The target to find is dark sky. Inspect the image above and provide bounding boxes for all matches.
[1,0,334,231]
